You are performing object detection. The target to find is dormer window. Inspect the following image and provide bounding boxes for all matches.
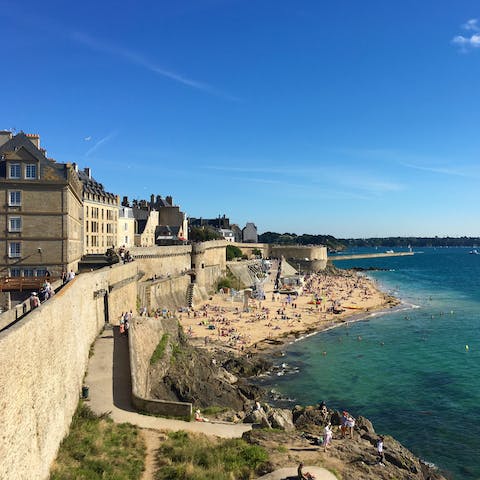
[9,163,21,179]
[25,164,37,179]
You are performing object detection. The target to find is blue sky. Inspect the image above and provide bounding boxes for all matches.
[2,0,480,237]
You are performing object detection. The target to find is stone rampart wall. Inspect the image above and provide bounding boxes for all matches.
[192,240,227,292]
[130,245,192,280]
[129,317,192,418]
[139,274,191,312]
[0,263,138,480]
[270,245,328,261]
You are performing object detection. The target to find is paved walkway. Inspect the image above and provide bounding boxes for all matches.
[85,325,252,438]
[256,466,338,480]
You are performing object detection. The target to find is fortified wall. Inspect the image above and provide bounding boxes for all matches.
[192,240,228,291]
[0,240,227,479]
[0,262,138,480]
[130,245,192,279]
[270,245,328,272]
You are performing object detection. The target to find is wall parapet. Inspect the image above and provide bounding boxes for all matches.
[192,239,228,254]
[131,245,192,258]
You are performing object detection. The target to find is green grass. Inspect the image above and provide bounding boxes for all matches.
[50,402,145,480]
[200,406,229,416]
[150,333,170,365]
[155,430,269,480]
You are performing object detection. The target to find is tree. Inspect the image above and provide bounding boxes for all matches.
[226,244,243,261]
[189,226,223,242]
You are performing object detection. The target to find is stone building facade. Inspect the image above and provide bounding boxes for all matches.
[77,167,119,254]
[0,131,83,277]
[118,205,136,248]
[242,222,258,243]
[133,208,159,247]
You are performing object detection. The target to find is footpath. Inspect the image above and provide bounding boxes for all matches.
[85,325,251,438]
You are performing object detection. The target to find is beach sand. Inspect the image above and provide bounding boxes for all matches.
[178,261,398,354]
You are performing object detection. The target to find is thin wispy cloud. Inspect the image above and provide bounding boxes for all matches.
[333,146,480,179]
[205,163,402,197]
[452,18,480,52]
[85,131,118,157]
[71,32,239,101]
[399,161,477,178]
[462,18,480,31]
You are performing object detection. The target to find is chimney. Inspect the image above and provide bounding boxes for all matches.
[122,196,130,207]
[84,167,91,179]
[26,133,40,149]
[0,130,12,147]
[150,194,155,204]
[72,162,78,172]
[166,195,173,206]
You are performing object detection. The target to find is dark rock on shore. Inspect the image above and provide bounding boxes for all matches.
[148,325,260,409]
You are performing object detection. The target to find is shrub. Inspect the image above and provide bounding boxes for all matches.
[216,277,232,291]
[226,245,243,261]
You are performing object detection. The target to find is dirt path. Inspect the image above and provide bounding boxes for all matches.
[140,429,162,480]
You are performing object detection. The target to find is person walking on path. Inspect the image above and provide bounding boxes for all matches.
[29,292,39,309]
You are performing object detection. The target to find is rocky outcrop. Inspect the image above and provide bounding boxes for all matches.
[148,326,259,409]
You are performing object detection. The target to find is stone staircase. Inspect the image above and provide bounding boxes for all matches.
[186,283,195,308]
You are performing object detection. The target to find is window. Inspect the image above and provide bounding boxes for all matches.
[124,236,129,244]
[8,191,21,206]
[10,268,21,277]
[25,164,37,179]
[9,163,21,179]
[8,242,21,258]
[9,217,22,232]
[124,222,128,231]
[23,268,34,277]
[36,268,47,277]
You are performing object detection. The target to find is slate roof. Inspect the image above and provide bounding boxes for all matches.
[155,225,181,238]
[0,132,67,180]
[77,169,117,199]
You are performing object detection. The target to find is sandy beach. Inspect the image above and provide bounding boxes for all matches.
[178,261,399,354]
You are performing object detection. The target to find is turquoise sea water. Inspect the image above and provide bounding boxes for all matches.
[260,248,480,480]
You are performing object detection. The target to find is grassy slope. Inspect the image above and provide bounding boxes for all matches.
[50,402,145,480]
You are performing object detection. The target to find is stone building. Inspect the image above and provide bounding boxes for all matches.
[118,205,135,248]
[242,222,258,243]
[230,224,243,243]
[0,131,83,277]
[77,167,119,254]
[133,208,159,247]
[123,194,188,245]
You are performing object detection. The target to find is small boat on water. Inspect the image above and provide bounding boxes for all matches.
[385,249,394,254]
[469,249,479,255]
